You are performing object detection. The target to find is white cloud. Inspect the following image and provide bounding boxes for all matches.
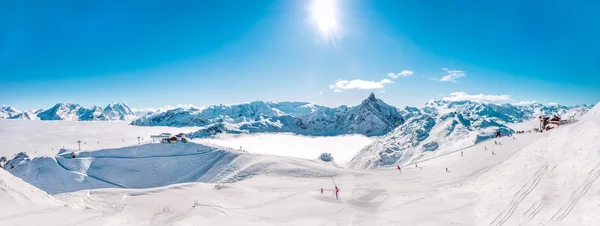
[514,100,537,106]
[329,79,393,92]
[548,102,559,106]
[433,68,466,82]
[319,90,324,95]
[388,70,414,79]
[442,92,512,103]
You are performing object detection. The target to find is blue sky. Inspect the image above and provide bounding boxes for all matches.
[1,0,599,110]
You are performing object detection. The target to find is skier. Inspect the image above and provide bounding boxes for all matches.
[415,163,418,168]
[321,188,323,194]
[397,165,401,172]
[492,151,496,155]
[461,151,464,157]
[335,186,339,200]
[445,167,450,173]
[485,146,487,150]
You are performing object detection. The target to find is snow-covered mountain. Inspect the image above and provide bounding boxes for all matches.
[132,101,323,127]
[102,102,135,120]
[37,103,86,120]
[300,93,404,136]
[135,93,405,137]
[0,106,21,119]
[9,109,42,120]
[347,99,593,169]
[4,102,136,121]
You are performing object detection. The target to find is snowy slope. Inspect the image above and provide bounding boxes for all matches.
[348,99,593,169]
[472,101,600,225]
[0,168,102,225]
[4,142,342,194]
[0,167,60,206]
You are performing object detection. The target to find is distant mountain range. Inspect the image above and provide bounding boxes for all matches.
[0,102,135,121]
[132,93,405,137]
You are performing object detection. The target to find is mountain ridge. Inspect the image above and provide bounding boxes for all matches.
[347,99,593,169]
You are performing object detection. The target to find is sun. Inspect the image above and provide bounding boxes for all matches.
[310,0,338,35]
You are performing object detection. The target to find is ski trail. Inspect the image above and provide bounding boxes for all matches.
[56,150,215,160]
[520,202,543,226]
[0,208,60,221]
[490,164,548,226]
[54,157,127,189]
[550,162,600,222]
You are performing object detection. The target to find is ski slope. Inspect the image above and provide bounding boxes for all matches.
[6,142,344,194]
[1,103,599,225]
[0,169,101,226]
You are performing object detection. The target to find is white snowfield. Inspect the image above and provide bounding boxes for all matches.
[1,103,598,225]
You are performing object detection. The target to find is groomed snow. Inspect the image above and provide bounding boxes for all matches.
[6,141,346,194]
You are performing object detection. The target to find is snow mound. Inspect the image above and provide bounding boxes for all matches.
[5,142,342,194]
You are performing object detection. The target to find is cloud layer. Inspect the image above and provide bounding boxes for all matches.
[329,79,393,92]
[388,70,414,79]
[442,92,511,102]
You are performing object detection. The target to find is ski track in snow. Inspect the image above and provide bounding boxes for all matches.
[550,162,600,222]
[490,164,548,226]
[54,157,128,189]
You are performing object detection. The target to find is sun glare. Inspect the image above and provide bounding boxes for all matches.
[310,0,338,36]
